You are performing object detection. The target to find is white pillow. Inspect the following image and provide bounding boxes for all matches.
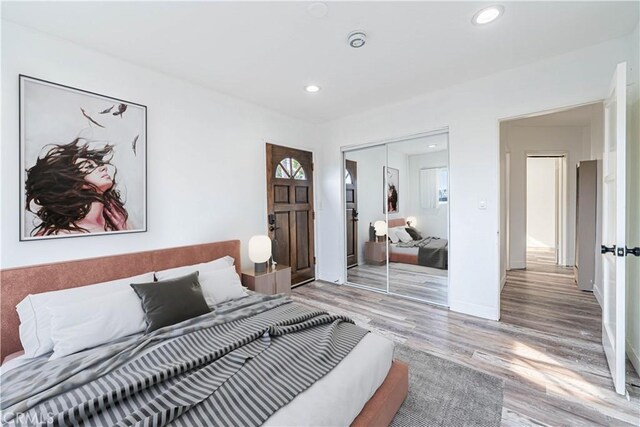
[16,271,154,358]
[395,228,413,243]
[48,288,146,360]
[154,256,235,281]
[198,266,247,305]
[387,228,400,244]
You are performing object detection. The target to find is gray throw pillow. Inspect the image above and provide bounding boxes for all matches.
[131,272,210,333]
[405,226,423,241]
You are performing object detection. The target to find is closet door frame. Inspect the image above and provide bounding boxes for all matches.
[340,127,450,307]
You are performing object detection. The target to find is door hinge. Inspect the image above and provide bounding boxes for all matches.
[313,256,316,265]
[312,211,315,220]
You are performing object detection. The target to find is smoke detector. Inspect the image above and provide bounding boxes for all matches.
[348,31,367,49]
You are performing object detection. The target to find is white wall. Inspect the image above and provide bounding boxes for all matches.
[504,125,590,268]
[1,21,318,269]
[407,150,449,238]
[315,32,634,321]
[526,158,557,249]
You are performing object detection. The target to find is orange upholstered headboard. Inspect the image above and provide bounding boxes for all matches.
[0,240,241,360]
[388,218,407,228]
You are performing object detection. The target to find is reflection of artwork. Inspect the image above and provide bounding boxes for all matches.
[20,75,147,240]
[385,166,399,213]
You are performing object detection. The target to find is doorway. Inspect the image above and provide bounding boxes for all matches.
[266,143,315,287]
[525,156,563,266]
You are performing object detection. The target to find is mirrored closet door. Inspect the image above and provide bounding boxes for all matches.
[343,131,449,307]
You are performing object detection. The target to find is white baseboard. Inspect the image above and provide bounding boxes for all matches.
[509,260,526,269]
[450,299,499,321]
[626,338,640,377]
[593,284,603,308]
[501,274,507,292]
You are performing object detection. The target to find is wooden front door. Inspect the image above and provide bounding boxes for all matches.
[266,144,315,286]
[345,160,358,268]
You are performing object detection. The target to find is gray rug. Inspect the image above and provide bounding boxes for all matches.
[391,345,504,427]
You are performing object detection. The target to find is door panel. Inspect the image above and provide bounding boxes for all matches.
[602,62,627,395]
[266,143,315,286]
[345,160,358,268]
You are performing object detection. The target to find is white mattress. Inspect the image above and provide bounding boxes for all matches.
[265,332,394,426]
[389,244,419,255]
[2,333,395,425]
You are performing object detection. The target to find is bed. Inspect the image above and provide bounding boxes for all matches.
[387,218,448,270]
[0,241,408,426]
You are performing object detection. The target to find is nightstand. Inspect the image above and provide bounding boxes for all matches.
[364,241,387,265]
[241,264,291,295]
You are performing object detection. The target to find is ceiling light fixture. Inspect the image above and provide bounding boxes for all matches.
[472,5,504,25]
[348,31,367,48]
[305,85,321,93]
[307,2,328,19]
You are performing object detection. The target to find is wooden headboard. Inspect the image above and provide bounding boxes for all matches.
[0,240,241,360]
[388,218,407,228]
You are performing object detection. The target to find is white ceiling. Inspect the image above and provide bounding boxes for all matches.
[3,1,637,123]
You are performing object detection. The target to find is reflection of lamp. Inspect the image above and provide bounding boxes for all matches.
[249,235,272,273]
[406,216,417,227]
[374,221,387,242]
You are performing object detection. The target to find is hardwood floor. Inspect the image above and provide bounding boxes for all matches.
[347,262,448,306]
[293,248,640,426]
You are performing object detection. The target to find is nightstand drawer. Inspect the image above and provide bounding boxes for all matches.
[242,265,291,296]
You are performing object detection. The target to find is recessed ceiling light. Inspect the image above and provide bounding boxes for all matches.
[307,2,328,19]
[305,85,321,93]
[472,5,504,25]
[428,144,437,148]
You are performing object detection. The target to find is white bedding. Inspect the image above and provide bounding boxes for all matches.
[2,333,395,425]
[389,243,419,255]
[266,332,394,426]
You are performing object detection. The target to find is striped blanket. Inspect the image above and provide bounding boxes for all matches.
[1,294,369,426]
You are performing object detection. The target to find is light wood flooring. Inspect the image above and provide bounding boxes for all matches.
[293,248,640,426]
[347,262,448,306]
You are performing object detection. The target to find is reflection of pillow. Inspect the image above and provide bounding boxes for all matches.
[405,227,422,241]
[387,227,400,244]
[131,272,210,333]
[395,228,413,243]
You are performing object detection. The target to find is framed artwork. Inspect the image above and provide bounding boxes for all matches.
[19,75,147,241]
[384,166,399,214]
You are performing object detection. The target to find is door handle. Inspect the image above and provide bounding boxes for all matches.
[352,209,359,221]
[626,246,640,257]
[601,245,616,255]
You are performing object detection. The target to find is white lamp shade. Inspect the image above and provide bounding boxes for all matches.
[374,220,388,236]
[248,235,272,263]
[406,216,417,227]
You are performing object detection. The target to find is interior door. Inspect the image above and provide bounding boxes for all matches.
[601,62,627,395]
[345,160,359,268]
[266,143,315,286]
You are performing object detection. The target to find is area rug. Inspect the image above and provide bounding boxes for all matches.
[390,345,504,427]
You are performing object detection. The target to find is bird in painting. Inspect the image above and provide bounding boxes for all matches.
[80,108,105,128]
[113,104,127,118]
[132,135,139,156]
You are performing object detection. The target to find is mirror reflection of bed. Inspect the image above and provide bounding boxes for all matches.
[344,132,449,307]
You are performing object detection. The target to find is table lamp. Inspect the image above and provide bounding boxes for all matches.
[248,235,271,273]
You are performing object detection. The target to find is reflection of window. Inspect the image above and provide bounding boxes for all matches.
[420,167,448,209]
[345,170,353,184]
[275,158,307,180]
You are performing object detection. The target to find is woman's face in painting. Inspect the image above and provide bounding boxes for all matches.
[76,158,113,193]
